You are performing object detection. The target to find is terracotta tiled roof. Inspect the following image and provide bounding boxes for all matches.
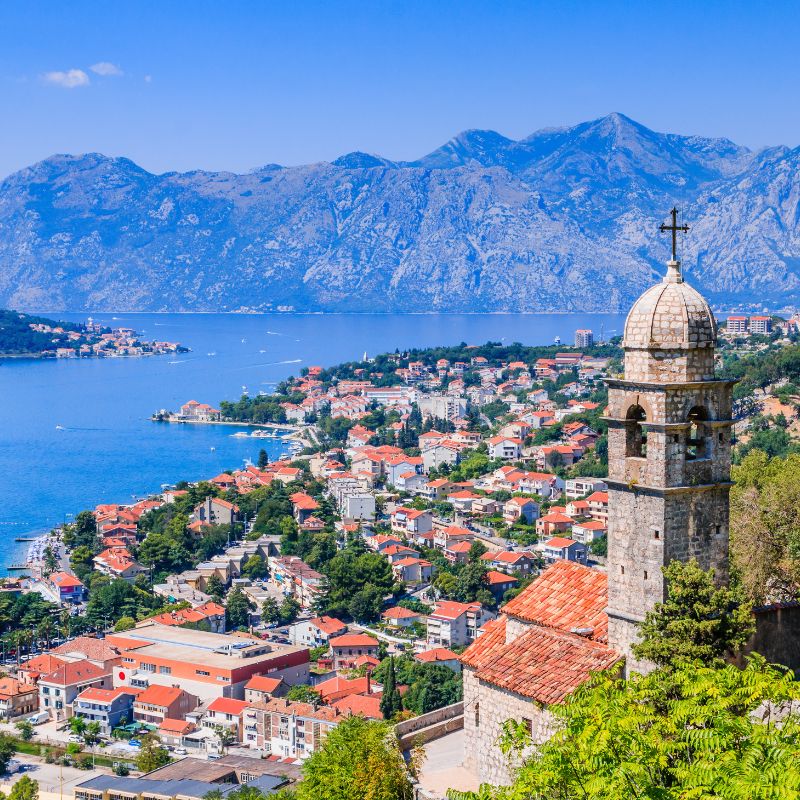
[330,634,378,648]
[331,693,382,720]
[245,675,285,693]
[51,636,120,663]
[308,616,348,635]
[159,718,196,734]
[486,570,518,586]
[316,675,373,703]
[40,659,109,687]
[501,560,609,642]
[134,684,184,708]
[460,617,508,670]
[472,625,618,704]
[415,647,460,663]
[207,697,249,715]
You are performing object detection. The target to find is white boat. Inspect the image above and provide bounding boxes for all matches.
[231,432,249,438]
[55,424,65,431]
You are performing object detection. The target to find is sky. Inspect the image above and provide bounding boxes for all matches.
[1,0,799,178]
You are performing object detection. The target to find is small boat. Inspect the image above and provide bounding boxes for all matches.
[207,352,216,357]
[231,432,249,438]
[210,446,216,452]
[55,424,65,431]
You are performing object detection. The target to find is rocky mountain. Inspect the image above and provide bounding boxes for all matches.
[1,112,799,313]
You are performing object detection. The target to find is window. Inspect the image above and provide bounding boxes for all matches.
[644,571,648,580]
[196,670,210,676]
[474,703,480,728]
[625,405,648,458]
[141,663,156,673]
[653,530,660,540]
[159,666,171,675]
[521,717,533,735]
[686,406,708,460]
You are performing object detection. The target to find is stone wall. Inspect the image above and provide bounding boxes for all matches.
[462,666,555,786]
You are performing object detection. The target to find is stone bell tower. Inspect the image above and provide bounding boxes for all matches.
[605,209,735,674]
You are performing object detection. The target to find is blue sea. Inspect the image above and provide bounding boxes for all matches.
[0,312,625,567]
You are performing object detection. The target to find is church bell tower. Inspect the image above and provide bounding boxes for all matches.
[605,209,734,674]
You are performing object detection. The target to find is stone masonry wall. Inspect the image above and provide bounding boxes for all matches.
[462,667,555,786]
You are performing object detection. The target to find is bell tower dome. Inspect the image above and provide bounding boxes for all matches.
[605,209,734,675]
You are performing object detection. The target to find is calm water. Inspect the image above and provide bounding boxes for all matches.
[0,312,625,566]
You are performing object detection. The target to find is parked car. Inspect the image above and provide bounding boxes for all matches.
[129,739,141,748]
[28,712,49,725]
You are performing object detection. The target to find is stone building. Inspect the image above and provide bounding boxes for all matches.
[459,218,734,784]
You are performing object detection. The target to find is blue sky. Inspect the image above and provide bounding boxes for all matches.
[1,0,799,177]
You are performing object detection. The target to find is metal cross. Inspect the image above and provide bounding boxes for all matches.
[659,207,689,261]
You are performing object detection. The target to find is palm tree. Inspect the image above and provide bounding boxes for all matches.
[37,618,55,649]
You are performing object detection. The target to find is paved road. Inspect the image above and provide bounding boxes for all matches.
[415,729,480,799]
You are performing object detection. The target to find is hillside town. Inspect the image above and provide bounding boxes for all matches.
[2,298,800,798]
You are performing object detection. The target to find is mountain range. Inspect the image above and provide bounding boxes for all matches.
[1,112,799,313]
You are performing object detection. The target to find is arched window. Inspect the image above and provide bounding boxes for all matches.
[686,406,708,460]
[625,405,647,458]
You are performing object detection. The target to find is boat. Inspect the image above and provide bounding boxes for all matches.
[207,352,216,357]
[55,425,65,431]
[210,446,216,452]
[231,432,249,438]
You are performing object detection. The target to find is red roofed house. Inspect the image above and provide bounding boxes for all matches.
[391,557,434,583]
[426,601,494,648]
[502,497,540,525]
[480,550,538,575]
[73,686,139,735]
[390,507,433,536]
[0,678,38,720]
[148,600,227,634]
[571,519,608,544]
[415,648,462,673]
[586,491,610,522]
[460,560,619,784]
[382,606,426,628]
[38,659,112,721]
[157,717,197,749]
[485,570,519,601]
[195,496,239,528]
[329,634,380,670]
[202,696,250,743]
[48,571,86,603]
[133,684,198,726]
[93,547,147,583]
[536,511,575,539]
[487,436,522,461]
[288,616,348,648]
[542,537,588,565]
[244,675,288,704]
[331,692,382,720]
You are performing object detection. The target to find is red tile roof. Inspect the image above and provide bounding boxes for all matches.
[49,572,84,589]
[471,625,618,704]
[308,616,348,635]
[330,634,379,648]
[134,684,185,708]
[415,647,460,664]
[545,536,579,549]
[501,560,609,642]
[207,697,249,715]
[486,571,519,586]
[430,600,479,620]
[245,676,285,693]
[40,659,109,686]
[331,693,382,720]
[315,675,373,703]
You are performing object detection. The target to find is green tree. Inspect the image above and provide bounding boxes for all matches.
[297,716,414,800]
[136,733,171,773]
[14,721,34,742]
[69,716,87,737]
[379,657,403,720]
[114,616,136,632]
[242,554,268,581]
[226,587,254,630]
[257,449,269,469]
[632,558,754,669]
[278,597,301,626]
[205,574,226,603]
[286,685,321,704]
[8,776,38,800]
[42,546,59,576]
[449,656,800,800]
[0,734,17,774]
[260,597,281,625]
[69,545,96,583]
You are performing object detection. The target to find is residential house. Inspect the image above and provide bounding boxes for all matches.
[485,571,519,602]
[48,572,86,604]
[434,525,474,551]
[502,497,540,525]
[426,601,494,648]
[93,548,147,583]
[571,519,608,544]
[536,511,575,539]
[419,478,454,501]
[133,685,198,726]
[382,544,420,563]
[329,634,380,670]
[0,678,38,720]
[382,607,426,628]
[203,697,250,744]
[157,718,197,749]
[586,491,609,522]
[392,557,434,584]
[73,687,139,736]
[244,676,288,704]
[487,437,523,460]
[147,601,227,634]
[445,540,473,565]
[542,537,588,565]
[195,497,239,528]
[446,490,482,513]
[242,698,340,758]
[39,660,112,721]
[390,507,433,537]
[288,617,348,648]
[480,550,538,575]
[414,648,462,673]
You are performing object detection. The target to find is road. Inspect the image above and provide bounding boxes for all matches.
[415,729,480,799]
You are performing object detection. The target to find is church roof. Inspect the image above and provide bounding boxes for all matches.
[623,263,716,352]
[471,625,619,704]
[501,560,609,642]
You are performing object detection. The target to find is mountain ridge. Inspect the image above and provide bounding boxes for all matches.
[1,113,799,313]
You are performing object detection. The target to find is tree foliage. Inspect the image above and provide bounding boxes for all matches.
[632,558,754,669]
[297,716,414,800]
[449,656,800,800]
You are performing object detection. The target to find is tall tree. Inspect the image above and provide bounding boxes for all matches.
[297,716,414,800]
[632,558,754,669]
[225,587,253,630]
[379,657,403,720]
